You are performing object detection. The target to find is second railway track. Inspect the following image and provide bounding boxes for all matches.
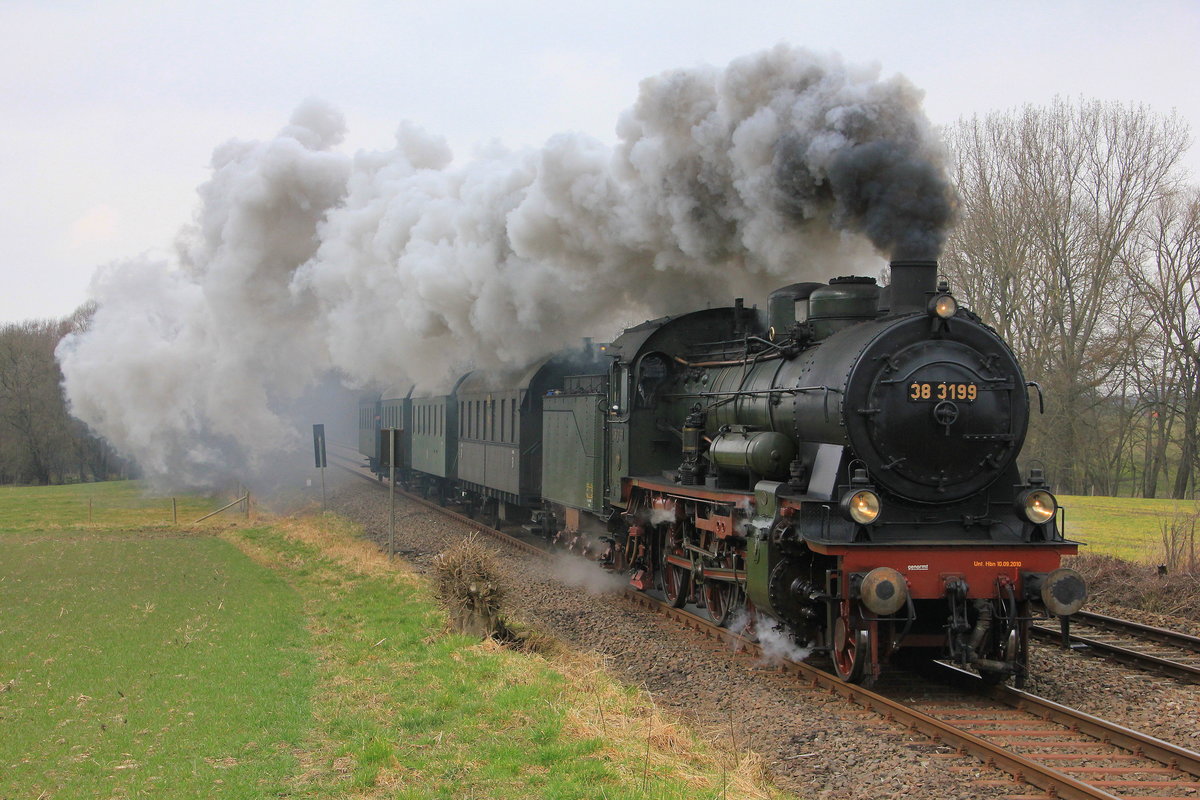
[1031,610,1200,684]
[327,446,1200,799]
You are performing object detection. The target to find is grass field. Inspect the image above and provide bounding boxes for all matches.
[1059,494,1199,563]
[0,532,312,796]
[0,482,783,799]
[0,480,221,530]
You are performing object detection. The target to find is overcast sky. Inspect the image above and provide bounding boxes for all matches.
[2,0,1197,325]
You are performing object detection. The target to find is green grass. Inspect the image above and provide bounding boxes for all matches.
[0,533,313,797]
[0,482,786,800]
[233,519,769,799]
[0,480,221,530]
[1060,494,1199,563]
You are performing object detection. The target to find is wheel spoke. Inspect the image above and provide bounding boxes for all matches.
[662,559,687,607]
[701,553,743,627]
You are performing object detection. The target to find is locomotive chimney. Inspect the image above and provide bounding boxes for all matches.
[887,259,938,314]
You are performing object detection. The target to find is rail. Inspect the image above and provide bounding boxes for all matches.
[1031,608,1200,684]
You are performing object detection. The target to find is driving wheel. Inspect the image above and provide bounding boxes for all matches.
[832,616,871,684]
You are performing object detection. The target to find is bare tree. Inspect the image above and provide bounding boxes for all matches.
[0,304,129,485]
[1129,188,1200,498]
[0,319,74,483]
[943,98,1190,494]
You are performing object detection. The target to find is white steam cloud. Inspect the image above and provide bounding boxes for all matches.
[550,553,628,595]
[730,611,813,666]
[57,45,954,487]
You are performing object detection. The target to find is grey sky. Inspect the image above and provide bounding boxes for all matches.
[2,0,1197,324]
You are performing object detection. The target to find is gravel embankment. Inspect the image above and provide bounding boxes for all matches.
[327,477,1200,798]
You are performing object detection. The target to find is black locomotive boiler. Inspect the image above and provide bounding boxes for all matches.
[359,259,1085,686]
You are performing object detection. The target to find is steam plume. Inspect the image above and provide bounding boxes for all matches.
[57,45,955,487]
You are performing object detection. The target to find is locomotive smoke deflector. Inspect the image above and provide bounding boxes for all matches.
[888,259,938,314]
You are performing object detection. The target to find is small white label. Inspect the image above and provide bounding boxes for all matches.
[907,564,929,571]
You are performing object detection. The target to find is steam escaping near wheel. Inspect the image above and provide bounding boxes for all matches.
[730,612,814,666]
[550,553,628,595]
[57,45,955,489]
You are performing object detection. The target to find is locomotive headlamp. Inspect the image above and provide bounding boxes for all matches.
[929,292,958,319]
[841,489,881,525]
[1016,489,1057,524]
[858,567,908,616]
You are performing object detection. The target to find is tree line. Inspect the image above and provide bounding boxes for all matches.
[0,307,131,484]
[942,97,1197,498]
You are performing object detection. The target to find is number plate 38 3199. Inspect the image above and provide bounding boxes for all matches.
[909,382,978,402]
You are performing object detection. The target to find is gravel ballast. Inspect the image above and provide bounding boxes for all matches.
[326,476,1200,797]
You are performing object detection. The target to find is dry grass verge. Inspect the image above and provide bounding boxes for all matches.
[1070,552,1200,619]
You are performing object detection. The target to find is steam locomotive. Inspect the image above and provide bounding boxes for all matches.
[358,259,1085,686]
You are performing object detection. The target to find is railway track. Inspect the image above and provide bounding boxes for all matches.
[327,447,1200,799]
[1031,610,1200,684]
